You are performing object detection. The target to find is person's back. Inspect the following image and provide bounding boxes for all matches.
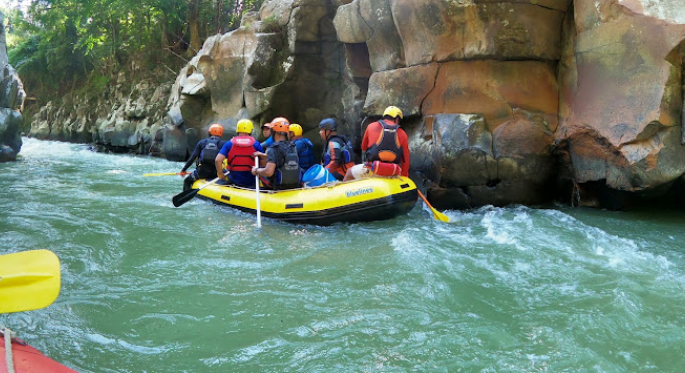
[215,119,263,188]
[181,123,226,190]
[289,124,316,172]
[252,118,301,190]
[318,118,355,180]
[362,106,409,177]
[268,141,301,189]
[345,106,409,181]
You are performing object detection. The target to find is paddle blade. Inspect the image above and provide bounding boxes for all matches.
[417,190,450,222]
[431,207,450,222]
[0,250,61,313]
[172,188,199,207]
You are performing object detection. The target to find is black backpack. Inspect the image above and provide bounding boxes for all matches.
[277,142,301,188]
[200,138,221,166]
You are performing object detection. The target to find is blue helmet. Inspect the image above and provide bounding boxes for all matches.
[318,118,338,131]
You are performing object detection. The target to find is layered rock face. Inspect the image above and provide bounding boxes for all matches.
[165,0,345,160]
[29,70,173,156]
[557,0,685,207]
[0,11,26,162]
[335,0,570,209]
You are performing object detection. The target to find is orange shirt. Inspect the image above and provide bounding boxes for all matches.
[361,121,410,177]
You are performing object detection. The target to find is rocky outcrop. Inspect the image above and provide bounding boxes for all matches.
[334,0,569,209]
[557,0,685,207]
[0,11,26,162]
[164,0,346,160]
[29,70,173,156]
[21,0,685,210]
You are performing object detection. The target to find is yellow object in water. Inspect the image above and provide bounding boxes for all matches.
[192,176,418,225]
[0,250,61,313]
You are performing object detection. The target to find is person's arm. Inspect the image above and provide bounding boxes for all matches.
[181,142,202,171]
[253,162,276,177]
[326,140,343,169]
[361,123,373,152]
[215,142,231,179]
[215,154,227,179]
[399,129,410,177]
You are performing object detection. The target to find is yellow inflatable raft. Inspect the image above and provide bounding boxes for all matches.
[190,176,418,225]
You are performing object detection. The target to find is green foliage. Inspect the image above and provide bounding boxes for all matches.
[5,0,267,102]
[260,16,280,33]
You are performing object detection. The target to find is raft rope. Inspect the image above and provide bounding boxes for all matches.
[1,325,16,373]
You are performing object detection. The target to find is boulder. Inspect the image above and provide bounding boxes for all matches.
[390,0,565,66]
[557,0,685,196]
[422,60,559,131]
[364,63,439,117]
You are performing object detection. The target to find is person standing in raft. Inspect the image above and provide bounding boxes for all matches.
[288,123,316,173]
[214,119,264,188]
[343,106,409,181]
[181,123,227,191]
[251,117,301,190]
[260,122,275,149]
[318,118,355,181]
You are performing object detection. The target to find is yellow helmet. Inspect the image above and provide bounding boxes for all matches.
[289,123,303,137]
[236,119,254,134]
[383,106,403,120]
[209,123,224,137]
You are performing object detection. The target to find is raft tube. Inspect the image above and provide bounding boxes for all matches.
[1,335,77,373]
[191,176,418,225]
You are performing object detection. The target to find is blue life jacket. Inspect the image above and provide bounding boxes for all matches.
[294,138,315,171]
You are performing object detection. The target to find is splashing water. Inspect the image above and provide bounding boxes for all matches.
[1,138,684,372]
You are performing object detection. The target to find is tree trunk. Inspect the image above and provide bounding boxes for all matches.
[187,0,202,56]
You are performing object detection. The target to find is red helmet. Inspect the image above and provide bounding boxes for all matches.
[270,117,290,133]
[208,123,224,137]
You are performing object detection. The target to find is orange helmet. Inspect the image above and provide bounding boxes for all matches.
[270,117,290,133]
[209,123,224,137]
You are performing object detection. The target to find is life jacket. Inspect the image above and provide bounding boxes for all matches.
[271,141,301,189]
[199,137,221,167]
[322,134,355,169]
[365,120,402,164]
[227,135,256,172]
[294,138,316,171]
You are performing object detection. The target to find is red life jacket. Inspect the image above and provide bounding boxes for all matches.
[227,135,256,172]
[366,120,402,164]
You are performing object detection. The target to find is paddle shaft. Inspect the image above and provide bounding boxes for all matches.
[417,190,450,222]
[255,157,262,228]
[172,173,227,207]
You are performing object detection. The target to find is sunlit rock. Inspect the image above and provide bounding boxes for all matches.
[557,0,685,205]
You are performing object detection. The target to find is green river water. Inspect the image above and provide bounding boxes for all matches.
[1,138,685,373]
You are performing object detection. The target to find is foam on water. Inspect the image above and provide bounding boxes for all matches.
[2,139,685,372]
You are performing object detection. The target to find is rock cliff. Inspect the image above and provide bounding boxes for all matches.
[24,0,685,209]
[0,11,26,162]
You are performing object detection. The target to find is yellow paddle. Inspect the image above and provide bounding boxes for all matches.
[418,190,450,222]
[142,172,190,177]
[0,250,61,313]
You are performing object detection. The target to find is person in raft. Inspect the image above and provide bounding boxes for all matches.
[343,106,410,181]
[214,119,264,188]
[318,118,355,181]
[288,123,316,173]
[181,123,227,191]
[251,117,301,190]
[260,121,275,149]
